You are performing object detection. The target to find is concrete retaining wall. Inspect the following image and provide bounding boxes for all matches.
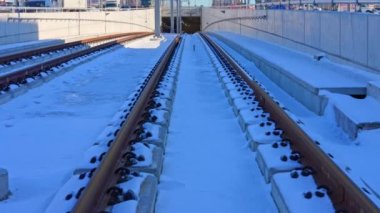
[0,9,154,45]
[202,8,380,73]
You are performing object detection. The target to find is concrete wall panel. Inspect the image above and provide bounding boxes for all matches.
[274,10,283,37]
[320,12,340,55]
[368,15,380,71]
[282,10,305,44]
[202,8,380,73]
[267,10,275,34]
[340,13,368,65]
[304,11,320,49]
[0,9,154,45]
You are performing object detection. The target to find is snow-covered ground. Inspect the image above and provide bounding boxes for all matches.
[155,34,276,213]
[1,30,379,212]
[0,35,174,212]
[0,39,64,57]
[0,44,89,76]
[0,39,61,51]
[210,32,380,206]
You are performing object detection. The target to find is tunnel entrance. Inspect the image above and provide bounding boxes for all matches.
[161,16,201,34]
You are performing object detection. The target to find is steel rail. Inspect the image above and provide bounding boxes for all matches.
[72,36,180,212]
[200,32,379,212]
[0,32,147,65]
[0,32,153,90]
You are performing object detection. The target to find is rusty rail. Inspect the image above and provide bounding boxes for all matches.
[200,33,379,212]
[0,32,147,65]
[72,36,180,212]
[0,32,153,91]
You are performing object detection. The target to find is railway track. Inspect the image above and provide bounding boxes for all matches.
[41,33,378,212]
[0,32,152,92]
[0,32,145,67]
[200,33,378,212]
[72,36,180,213]
[45,35,181,212]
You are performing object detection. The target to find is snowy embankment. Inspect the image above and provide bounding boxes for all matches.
[155,34,276,213]
[0,39,63,57]
[0,35,174,212]
[210,32,380,206]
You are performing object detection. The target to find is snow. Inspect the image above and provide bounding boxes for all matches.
[209,32,380,206]
[212,32,380,91]
[256,143,302,183]
[0,34,175,212]
[272,172,334,212]
[141,122,167,148]
[328,93,380,124]
[155,34,276,213]
[132,143,154,167]
[149,109,170,126]
[0,45,88,76]
[44,173,90,213]
[0,39,62,53]
[112,200,138,213]
[1,29,379,212]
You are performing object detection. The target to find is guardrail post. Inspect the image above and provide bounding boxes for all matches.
[155,0,161,37]
[170,0,174,33]
[176,0,181,33]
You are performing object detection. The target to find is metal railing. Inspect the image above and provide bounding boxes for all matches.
[0,6,152,13]
[206,0,379,6]
[161,6,202,16]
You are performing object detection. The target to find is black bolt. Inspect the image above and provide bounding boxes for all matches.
[75,187,86,199]
[132,171,140,177]
[99,152,106,161]
[280,141,288,147]
[113,129,120,136]
[280,155,288,162]
[107,140,114,147]
[65,193,73,201]
[123,190,137,201]
[290,171,299,179]
[137,155,145,161]
[88,168,96,178]
[289,153,300,161]
[303,192,312,199]
[301,167,313,177]
[315,191,325,197]
[151,115,158,122]
[78,173,86,180]
[89,156,97,164]
[146,132,152,138]
[115,167,130,176]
